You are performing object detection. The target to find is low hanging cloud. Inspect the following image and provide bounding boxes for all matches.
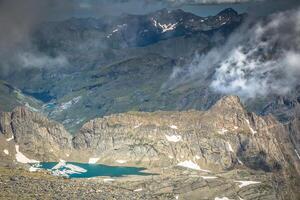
[17,52,69,69]
[166,6,300,99]
[211,49,300,98]
[211,7,300,98]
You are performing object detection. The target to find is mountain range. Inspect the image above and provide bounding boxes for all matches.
[1,8,299,135]
[1,8,246,132]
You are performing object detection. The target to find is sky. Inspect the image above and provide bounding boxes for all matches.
[41,1,259,19]
[1,0,299,21]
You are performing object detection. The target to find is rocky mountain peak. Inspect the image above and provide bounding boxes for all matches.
[210,95,245,112]
[217,8,238,17]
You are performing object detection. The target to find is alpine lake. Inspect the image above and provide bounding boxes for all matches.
[30,162,154,179]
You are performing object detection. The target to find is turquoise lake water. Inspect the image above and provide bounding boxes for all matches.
[33,162,154,179]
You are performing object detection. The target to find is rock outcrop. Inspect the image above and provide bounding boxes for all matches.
[0,107,72,163]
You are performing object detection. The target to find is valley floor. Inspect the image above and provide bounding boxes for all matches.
[0,165,289,200]
[0,167,156,200]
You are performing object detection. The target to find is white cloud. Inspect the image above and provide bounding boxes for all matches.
[17,52,69,69]
[167,6,300,99]
[211,7,300,98]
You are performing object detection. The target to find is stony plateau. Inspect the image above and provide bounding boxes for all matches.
[0,96,299,199]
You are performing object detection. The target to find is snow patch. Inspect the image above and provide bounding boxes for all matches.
[245,119,257,135]
[134,188,143,192]
[89,157,100,164]
[116,160,127,164]
[151,18,177,32]
[194,155,201,160]
[159,22,178,33]
[237,158,244,165]
[52,159,66,170]
[52,169,80,177]
[103,178,115,182]
[165,134,182,142]
[169,125,178,129]
[134,123,142,129]
[226,142,234,152]
[218,128,228,135]
[65,164,87,173]
[106,33,112,38]
[6,135,14,142]
[168,155,174,159]
[294,149,300,160]
[51,160,87,177]
[29,167,38,172]
[110,24,127,35]
[15,145,39,164]
[30,163,41,172]
[234,180,261,188]
[3,149,9,155]
[59,96,81,111]
[215,197,231,200]
[201,176,217,179]
[118,24,127,28]
[152,18,158,27]
[177,160,210,172]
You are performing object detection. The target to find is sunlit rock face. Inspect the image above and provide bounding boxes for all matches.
[0,95,299,199]
[72,96,289,172]
[0,106,73,162]
[0,95,294,172]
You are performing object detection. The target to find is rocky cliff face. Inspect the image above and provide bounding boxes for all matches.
[0,107,72,163]
[285,117,300,174]
[0,96,297,171]
[0,96,299,199]
[72,96,289,173]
